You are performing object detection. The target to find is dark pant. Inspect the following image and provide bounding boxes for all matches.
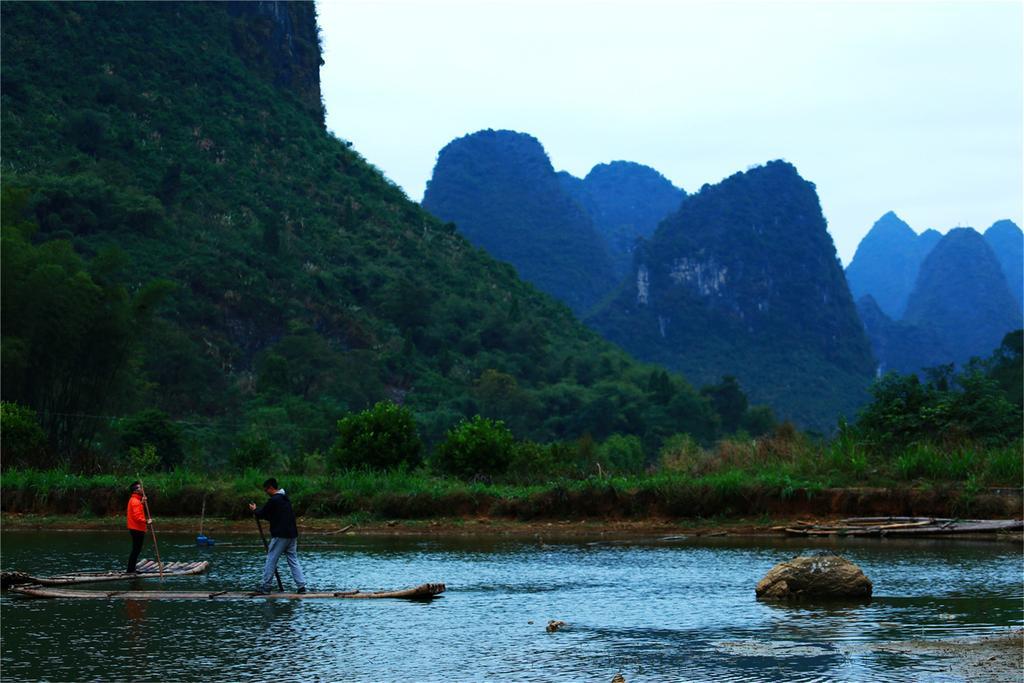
[127,529,146,572]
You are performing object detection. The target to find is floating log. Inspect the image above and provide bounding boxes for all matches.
[785,518,1023,537]
[2,560,210,588]
[10,582,446,601]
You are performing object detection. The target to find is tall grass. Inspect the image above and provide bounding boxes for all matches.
[1,434,1019,520]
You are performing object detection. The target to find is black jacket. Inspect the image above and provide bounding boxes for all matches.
[254,492,298,539]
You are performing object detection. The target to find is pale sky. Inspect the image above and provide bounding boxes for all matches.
[317,0,1023,265]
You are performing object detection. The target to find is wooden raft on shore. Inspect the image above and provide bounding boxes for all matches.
[1,560,210,589]
[782,517,1024,537]
[10,582,446,601]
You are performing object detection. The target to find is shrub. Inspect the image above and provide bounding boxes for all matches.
[330,401,422,471]
[598,434,646,475]
[432,415,515,478]
[126,443,160,474]
[658,433,705,475]
[230,432,278,472]
[506,441,560,482]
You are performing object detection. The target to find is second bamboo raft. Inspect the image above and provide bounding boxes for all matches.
[1,560,210,589]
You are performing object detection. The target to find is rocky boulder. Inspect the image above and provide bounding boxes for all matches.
[755,552,872,600]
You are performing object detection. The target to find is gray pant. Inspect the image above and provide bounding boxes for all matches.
[260,536,305,591]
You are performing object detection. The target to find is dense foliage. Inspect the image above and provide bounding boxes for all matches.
[0,2,751,471]
[588,161,876,430]
[857,331,1023,450]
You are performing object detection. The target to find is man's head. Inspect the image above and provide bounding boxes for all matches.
[129,481,141,495]
[262,478,279,495]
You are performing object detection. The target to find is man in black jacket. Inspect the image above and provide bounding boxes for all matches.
[248,478,307,594]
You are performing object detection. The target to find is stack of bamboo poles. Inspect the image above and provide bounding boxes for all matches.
[780,516,1023,537]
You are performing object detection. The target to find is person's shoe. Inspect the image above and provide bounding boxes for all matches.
[296,586,307,594]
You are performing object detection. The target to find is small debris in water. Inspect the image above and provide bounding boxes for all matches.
[546,620,567,633]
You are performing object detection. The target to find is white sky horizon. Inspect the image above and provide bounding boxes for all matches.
[316,0,1023,266]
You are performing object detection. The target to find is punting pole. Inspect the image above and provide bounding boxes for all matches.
[136,475,164,579]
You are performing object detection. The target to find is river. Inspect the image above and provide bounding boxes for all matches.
[1,530,1021,681]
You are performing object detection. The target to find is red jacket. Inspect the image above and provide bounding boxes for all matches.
[127,492,147,531]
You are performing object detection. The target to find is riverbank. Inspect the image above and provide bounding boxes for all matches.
[3,512,1022,544]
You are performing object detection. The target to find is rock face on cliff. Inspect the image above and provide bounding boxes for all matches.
[903,228,1023,366]
[226,1,324,126]
[422,130,617,314]
[984,219,1023,311]
[558,162,685,278]
[845,212,941,319]
[588,160,875,430]
[755,553,873,600]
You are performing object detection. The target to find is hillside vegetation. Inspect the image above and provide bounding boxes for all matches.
[1,2,759,471]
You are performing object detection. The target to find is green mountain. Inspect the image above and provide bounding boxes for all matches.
[984,219,1023,311]
[903,228,1023,366]
[0,2,731,466]
[421,129,617,315]
[588,161,876,430]
[557,162,685,278]
[845,211,941,319]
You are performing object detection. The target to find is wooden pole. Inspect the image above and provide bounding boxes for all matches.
[199,494,206,537]
[255,516,284,592]
[136,476,164,580]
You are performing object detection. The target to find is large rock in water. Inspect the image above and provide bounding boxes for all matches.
[755,552,872,600]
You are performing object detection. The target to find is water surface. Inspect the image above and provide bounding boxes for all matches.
[2,530,1020,681]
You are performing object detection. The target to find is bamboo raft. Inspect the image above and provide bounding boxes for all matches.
[1,560,210,589]
[10,582,446,601]
[782,517,1024,537]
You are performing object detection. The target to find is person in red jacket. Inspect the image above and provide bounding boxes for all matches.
[126,481,151,573]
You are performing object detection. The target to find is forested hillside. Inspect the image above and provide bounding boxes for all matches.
[0,2,743,469]
[588,161,876,430]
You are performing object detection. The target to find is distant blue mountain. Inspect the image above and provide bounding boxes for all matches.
[422,129,617,315]
[558,162,685,279]
[984,219,1023,311]
[903,228,1022,366]
[845,211,940,319]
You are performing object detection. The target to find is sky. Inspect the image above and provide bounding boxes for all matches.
[317,0,1023,265]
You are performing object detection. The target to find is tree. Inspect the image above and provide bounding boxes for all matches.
[118,409,184,470]
[432,415,516,478]
[700,376,748,434]
[1,213,172,460]
[330,401,422,471]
